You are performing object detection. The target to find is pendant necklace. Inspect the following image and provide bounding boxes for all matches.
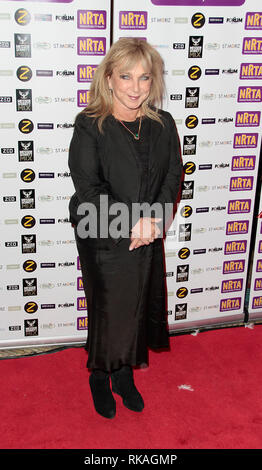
[118,115,142,140]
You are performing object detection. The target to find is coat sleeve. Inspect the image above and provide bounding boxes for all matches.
[154,112,183,231]
[68,113,125,243]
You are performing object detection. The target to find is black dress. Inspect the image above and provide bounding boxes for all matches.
[69,110,182,372]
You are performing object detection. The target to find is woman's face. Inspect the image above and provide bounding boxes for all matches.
[107,61,152,117]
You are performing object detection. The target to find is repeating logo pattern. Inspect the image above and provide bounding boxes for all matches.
[0,1,261,346]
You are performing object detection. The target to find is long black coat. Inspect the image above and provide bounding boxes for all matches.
[68,109,182,372]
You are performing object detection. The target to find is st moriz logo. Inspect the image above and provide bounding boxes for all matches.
[178,247,190,259]
[21,215,36,228]
[14,8,31,26]
[191,12,205,28]
[176,287,188,299]
[180,205,193,218]
[21,168,35,182]
[188,66,202,80]
[185,115,198,128]
[17,66,32,82]
[19,119,34,133]
[23,260,37,272]
[24,301,38,314]
[183,161,196,175]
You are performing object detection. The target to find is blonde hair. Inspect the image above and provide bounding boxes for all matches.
[81,38,165,131]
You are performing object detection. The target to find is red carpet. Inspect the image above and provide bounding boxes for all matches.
[1,325,262,450]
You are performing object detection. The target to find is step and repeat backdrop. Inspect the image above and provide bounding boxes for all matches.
[0,0,110,347]
[113,0,262,332]
[0,0,261,348]
[248,180,262,318]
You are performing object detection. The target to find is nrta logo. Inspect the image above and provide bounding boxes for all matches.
[220,297,241,312]
[77,10,106,29]
[226,220,249,235]
[77,37,106,55]
[224,240,247,254]
[231,156,255,171]
[233,133,258,148]
[242,37,262,54]
[119,11,147,29]
[235,111,260,127]
[230,176,253,191]
[240,63,262,79]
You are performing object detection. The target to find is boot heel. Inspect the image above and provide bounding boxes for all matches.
[111,366,144,412]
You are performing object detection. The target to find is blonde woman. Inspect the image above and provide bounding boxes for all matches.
[69,38,182,419]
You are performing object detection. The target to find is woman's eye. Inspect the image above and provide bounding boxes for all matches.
[141,75,150,80]
[120,74,129,79]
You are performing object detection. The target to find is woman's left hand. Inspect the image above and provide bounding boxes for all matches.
[129,236,153,251]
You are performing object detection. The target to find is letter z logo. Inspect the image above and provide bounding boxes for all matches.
[23,260,37,272]
[188,66,201,80]
[186,115,198,128]
[21,215,36,228]
[21,168,35,182]
[178,247,190,259]
[24,301,38,314]
[16,66,32,82]
[176,287,188,298]
[191,13,205,28]
[18,119,34,133]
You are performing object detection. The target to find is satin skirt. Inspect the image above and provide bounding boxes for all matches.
[75,231,169,372]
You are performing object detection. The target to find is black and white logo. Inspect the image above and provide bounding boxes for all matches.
[23,278,37,296]
[188,36,203,58]
[18,141,34,161]
[175,303,187,320]
[14,33,31,58]
[24,319,38,336]
[20,189,35,209]
[181,181,194,199]
[176,265,189,282]
[183,135,197,155]
[21,234,36,253]
[179,223,192,242]
[16,89,32,111]
[185,87,199,108]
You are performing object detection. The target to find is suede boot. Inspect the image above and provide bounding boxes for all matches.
[111,365,144,412]
[89,370,116,419]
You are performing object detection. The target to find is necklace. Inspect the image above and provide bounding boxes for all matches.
[118,115,142,140]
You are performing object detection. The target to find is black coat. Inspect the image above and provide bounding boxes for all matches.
[68,109,182,372]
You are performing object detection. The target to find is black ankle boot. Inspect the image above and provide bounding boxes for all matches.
[111,365,144,412]
[89,370,116,419]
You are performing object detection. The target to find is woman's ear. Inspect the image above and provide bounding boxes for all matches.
[107,74,112,91]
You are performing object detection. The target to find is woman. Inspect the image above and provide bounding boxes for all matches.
[68,38,182,419]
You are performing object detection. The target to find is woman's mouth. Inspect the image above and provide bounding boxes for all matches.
[128,95,140,101]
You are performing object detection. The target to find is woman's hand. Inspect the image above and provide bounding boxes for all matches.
[129,217,161,251]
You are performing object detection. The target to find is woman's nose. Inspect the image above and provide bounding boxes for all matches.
[131,79,140,93]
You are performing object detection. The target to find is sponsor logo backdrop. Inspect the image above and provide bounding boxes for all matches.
[248,184,262,316]
[0,0,110,347]
[113,0,262,331]
[0,0,261,348]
